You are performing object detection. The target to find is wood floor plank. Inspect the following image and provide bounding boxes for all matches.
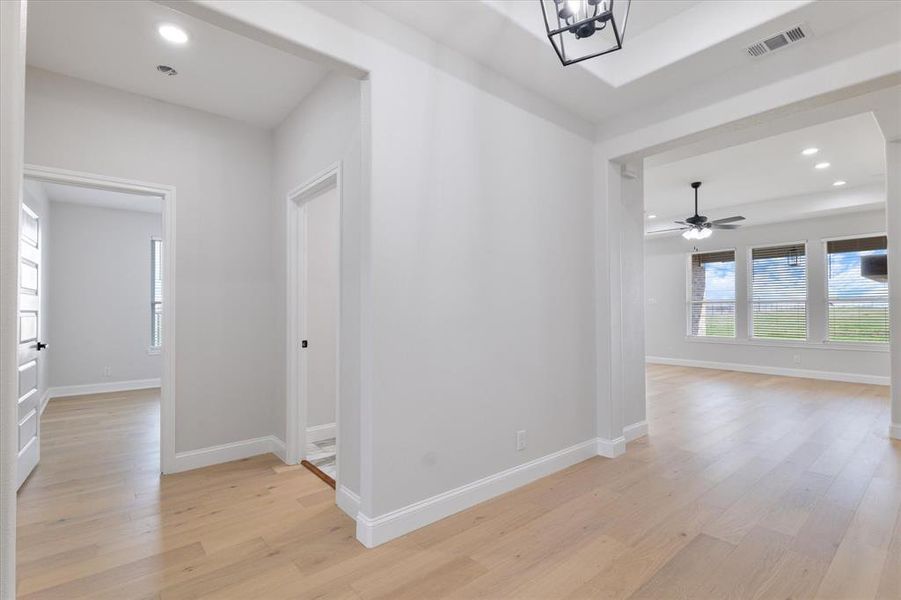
[626,533,735,600]
[16,369,899,599]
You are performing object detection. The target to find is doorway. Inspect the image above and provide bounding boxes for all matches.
[20,165,176,477]
[286,164,342,490]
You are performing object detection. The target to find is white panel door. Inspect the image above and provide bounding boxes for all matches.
[304,187,339,434]
[17,203,43,489]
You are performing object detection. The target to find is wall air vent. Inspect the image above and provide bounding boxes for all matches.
[746,24,809,58]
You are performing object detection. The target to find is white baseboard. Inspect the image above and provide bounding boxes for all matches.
[891,422,901,441]
[596,436,626,458]
[646,356,889,386]
[306,422,336,443]
[623,420,648,442]
[337,485,361,520]
[171,435,285,473]
[355,438,599,548]
[38,389,51,415]
[47,378,162,399]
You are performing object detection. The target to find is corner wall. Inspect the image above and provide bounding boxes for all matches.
[203,0,600,540]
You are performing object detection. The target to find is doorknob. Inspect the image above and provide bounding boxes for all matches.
[35,341,47,351]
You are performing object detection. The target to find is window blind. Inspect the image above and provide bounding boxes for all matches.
[827,235,888,343]
[751,243,807,340]
[151,238,163,348]
[688,250,735,337]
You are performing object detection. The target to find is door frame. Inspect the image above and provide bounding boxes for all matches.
[285,162,343,486]
[22,164,178,474]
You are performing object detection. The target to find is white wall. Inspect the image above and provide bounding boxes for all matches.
[46,201,161,389]
[25,67,277,453]
[645,209,891,382]
[273,72,363,493]
[365,30,597,519]
[22,180,50,406]
[305,185,339,429]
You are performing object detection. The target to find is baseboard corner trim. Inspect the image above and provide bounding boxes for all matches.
[645,356,889,386]
[47,378,162,400]
[623,420,648,442]
[38,389,51,415]
[354,438,597,548]
[596,436,626,458]
[172,435,286,473]
[337,485,361,521]
[270,436,287,462]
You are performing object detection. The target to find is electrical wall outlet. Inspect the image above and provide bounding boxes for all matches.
[516,430,527,451]
[103,365,112,377]
[792,355,801,364]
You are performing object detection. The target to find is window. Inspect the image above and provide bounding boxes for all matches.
[151,238,162,349]
[826,236,888,343]
[751,243,807,340]
[688,250,735,337]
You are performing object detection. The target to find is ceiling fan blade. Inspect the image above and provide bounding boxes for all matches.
[711,223,741,229]
[650,227,689,233]
[673,220,690,225]
[709,215,745,225]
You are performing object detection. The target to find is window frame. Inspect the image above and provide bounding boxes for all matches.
[685,248,737,339]
[747,240,810,342]
[150,236,162,354]
[821,232,889,348]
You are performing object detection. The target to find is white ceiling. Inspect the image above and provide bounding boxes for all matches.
[35,181,162,214]
[644,112,886,234]
[364,0,900,133]
[25,0,330,128]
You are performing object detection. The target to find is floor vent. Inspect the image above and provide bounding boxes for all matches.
[746,24,809,58]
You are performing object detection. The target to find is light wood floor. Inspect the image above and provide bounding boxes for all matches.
[17,367,901,599]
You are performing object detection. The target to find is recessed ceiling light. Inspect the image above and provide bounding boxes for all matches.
[833,180,847,187]
[648,214,657,219]
[158,24,188,45]
[814,162,831,170]
[801,147,819,156]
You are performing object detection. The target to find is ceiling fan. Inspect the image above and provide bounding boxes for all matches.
[656,181,745,240]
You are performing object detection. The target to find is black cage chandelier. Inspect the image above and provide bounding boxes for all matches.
[540,0,632,66]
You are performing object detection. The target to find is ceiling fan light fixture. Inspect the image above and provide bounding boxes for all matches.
[673,181,745,241]
[540,0,631,66]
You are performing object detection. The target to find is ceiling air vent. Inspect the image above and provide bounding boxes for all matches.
[746,24,809,58]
